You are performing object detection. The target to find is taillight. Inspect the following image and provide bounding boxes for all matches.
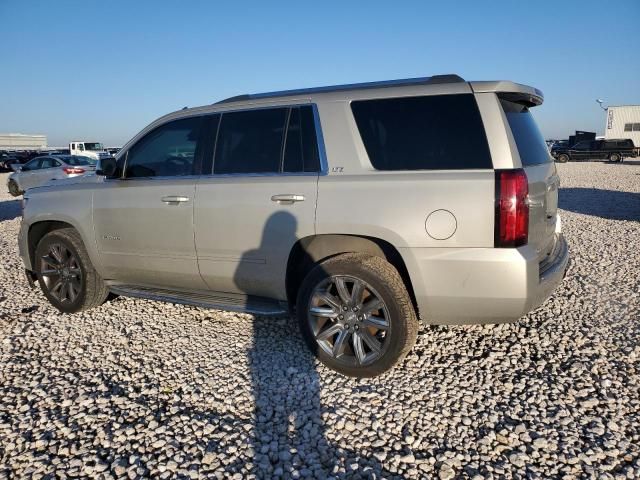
[63,167,85,174]
[495,169,529,247]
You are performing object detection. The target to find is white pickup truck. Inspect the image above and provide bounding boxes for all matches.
[69,141,113,163]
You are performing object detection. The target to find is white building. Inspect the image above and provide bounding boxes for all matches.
[604,105,640,146]
[0,133,48,150]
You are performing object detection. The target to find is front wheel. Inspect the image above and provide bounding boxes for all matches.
[296,253,418,377]
[7,179,22,197]
[35,228,109,313]
[608,153,621,162]
[556,154,569,163]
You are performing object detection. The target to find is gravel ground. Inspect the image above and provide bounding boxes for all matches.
[0,162,639,479]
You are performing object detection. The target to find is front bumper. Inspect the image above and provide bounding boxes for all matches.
[401,234,570,325]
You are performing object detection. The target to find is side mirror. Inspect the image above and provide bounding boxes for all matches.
[96,157,118,178]
[20,166,29,172]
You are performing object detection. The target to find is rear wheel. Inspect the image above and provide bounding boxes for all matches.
[608,153,621,162]
[296,253,418,377]
[7,179,22,197]
[35,228,109,313]
[556,154,569,163]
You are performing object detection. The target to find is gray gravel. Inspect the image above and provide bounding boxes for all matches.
[1,162,639,479]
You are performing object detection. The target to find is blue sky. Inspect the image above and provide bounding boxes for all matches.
[1,0,638,147]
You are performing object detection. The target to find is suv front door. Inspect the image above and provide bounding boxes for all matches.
[194,106,322,300]
[93,116,208,290]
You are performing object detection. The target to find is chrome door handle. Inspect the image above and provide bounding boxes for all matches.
[161,195,190,204]
[271,194,305,204]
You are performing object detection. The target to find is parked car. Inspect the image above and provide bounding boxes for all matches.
[7,155,96,196]
[550,140,570,157]
[0,152,19,171]
[554,139,636,163]
[18,74,569,377]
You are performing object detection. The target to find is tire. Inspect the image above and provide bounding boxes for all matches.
[296,253,418,377]
[35,228,109,313]
[608,153,621,162]
[7,179,22,197]
[556,154,569,163]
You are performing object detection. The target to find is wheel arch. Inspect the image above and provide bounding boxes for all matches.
[286,234,418,314]
[27,220,79,270]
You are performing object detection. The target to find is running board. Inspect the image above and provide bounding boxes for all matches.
[107,284,289,316]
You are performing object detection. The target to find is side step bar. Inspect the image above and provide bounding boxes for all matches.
[107,284,289,316]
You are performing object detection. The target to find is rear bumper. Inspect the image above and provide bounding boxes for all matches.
[401,234,570,325]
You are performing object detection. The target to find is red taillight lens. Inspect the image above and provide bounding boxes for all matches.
[63,167,85,174]
[495,169,529,247]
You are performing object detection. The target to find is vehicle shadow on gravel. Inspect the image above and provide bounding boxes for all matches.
[236,212,397,478]
[0,199,21,222]
[559,187,640,221]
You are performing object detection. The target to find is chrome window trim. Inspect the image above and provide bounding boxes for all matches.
[114,102,328,182]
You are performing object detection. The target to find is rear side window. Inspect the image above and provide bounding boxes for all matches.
[500,99,551,166]
[212,106,321,174]
[283,106,321,173]
[214,108,287,174]
[351,94,492,170]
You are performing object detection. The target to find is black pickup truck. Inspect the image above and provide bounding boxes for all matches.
[553,139,636,163]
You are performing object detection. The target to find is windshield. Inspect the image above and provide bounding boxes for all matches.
[83,142,104,151]
[500,99,551,166]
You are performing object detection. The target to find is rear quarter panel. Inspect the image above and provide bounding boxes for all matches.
[315,99,495,248]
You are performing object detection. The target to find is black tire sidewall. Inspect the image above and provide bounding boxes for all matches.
[296,254,416,377]
[558,154,569,163]
[35,231,89,313]
[609,153,620,162]
[8,180,21,197]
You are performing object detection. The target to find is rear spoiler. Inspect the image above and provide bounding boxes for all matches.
[470,81,544,107]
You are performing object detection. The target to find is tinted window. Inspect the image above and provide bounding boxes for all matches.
[500,99,551,166]
[65,156,92,166]
[24,158,42,170]
[283,106,321,173]
[126,117,203,178]
[351,94,492,170]
[40,158,58,169]
[214,108,287,174]
[634,123,640,132]
[573,141,590,150]
[625,123,633,132]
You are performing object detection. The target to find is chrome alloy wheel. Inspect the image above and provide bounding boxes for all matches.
[308,275,390,366]
[39,243,83,303]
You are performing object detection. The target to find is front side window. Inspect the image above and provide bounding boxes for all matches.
[125,116,203,178]
[214,108,287,174]
[352,94,493,170]
[573,141,590,150]
[24,158,42,170]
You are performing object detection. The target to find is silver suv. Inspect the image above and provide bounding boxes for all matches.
[18,74,569,377]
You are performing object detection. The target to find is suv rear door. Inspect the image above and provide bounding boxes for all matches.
[500,98,559,262]
[194,105,321,300]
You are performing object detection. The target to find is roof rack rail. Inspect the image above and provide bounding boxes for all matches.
[215,74,465,105]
